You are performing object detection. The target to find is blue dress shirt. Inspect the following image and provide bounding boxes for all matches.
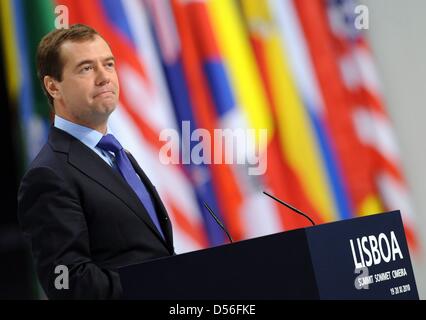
[54,115,115,167]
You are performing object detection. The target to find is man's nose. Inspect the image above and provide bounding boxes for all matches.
[95,65,111,86]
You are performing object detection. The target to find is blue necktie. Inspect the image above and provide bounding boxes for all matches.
[97,134,165,239]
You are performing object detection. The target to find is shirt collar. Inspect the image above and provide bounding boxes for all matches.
[54,115,113,150]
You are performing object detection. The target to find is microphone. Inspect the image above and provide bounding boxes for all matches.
[263,191,316,226]
[203,201,233,243]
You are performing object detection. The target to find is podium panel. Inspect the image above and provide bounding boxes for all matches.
[306,211,418,299]
[118,211,418,299]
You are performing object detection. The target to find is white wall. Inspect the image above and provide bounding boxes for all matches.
[362,0,426,299]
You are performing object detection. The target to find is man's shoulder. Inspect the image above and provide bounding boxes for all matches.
[23,127,73,178]
[27,142,63,170]
[20,146,62,187]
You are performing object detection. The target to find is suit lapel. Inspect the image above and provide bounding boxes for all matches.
[49,127,172,251]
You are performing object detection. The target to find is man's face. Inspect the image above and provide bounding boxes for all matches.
[54,35,119,125]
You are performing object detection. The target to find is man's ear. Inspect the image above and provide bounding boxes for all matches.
[44,76,61,100]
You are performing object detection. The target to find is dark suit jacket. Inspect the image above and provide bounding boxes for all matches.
[17,126,174,299]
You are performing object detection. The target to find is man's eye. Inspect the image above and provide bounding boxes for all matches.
[106,62,115,68]
[81,66,93,73]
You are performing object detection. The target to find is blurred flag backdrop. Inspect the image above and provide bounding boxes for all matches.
[0,0,419,255]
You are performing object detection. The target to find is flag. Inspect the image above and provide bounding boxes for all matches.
[294,0,418,250]
[0,0,53,166]
[325,0,418,249]
[238,1,330,229]
[146,0,228,245]
[183,0,284,239]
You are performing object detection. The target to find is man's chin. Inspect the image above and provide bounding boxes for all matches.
[98,102,117,116]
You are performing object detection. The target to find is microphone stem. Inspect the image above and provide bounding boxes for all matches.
[203,202,233,243]
[263,191,316,226]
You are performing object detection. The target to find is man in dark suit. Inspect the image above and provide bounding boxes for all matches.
[17,24,174,299]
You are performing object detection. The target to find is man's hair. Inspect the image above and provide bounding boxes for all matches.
[36,24,103,109]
